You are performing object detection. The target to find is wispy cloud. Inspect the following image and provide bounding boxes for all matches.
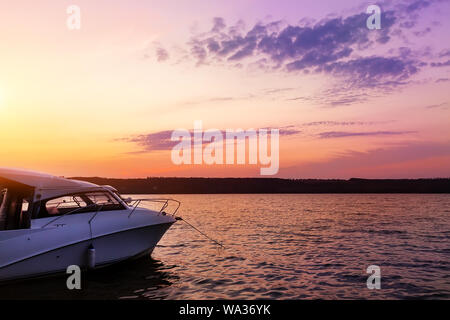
[120,130,175,152]
[177,87,299,106]
[263,87,296,95]
[438,49,450,57]
[121,126,301,153]
[287,89,373,107]
[142,41,170,62]
[317,130,416,139]
[282,141,450,178]
[302,120,388,127]
[156,47,170,62]
[424,102,448,109]
[430,60,450,67]
[179,95,253,106]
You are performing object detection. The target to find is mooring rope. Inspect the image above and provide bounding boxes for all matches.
[176,216,224,249]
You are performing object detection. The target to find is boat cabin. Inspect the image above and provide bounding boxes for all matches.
[0,168,126,231]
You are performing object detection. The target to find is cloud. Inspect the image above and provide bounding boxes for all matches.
[323,56,419,88]
[281,141,450,178]
[424,102,448,109]
[302,121,385,127]
[188,12,393,70]
[413,27,432,37]
[405,0,432,13]
[122,130,175,151]
[178,87,300,106]
[317,130,416,139]
[123,127,416,153]
[156,47,169,62]
[263,87,295,95]
[439,49,450,57]
[179,95,253,106]
[150,0,448,105]
[142,42,171,62]
[435,78,450,83]
[121,126,301,153]
[159,3,439,91]
[211,17,226,32]
[430,60,450,67]
[287,88,372,107]
[278,126,302,136]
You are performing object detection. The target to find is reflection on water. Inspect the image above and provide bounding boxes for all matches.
[0,256,179,300]
[0,194,449,299]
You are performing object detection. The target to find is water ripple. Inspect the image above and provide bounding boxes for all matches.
[0,194,449,300]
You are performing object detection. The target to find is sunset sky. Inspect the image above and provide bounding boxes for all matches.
[0,0,449,178]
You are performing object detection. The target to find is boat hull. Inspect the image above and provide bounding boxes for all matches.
[0,222,174,282]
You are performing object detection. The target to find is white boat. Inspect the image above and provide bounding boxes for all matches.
[0,168,179,282]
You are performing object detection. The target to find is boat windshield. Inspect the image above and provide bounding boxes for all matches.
[35,190,126,219]
[112,191,131,205]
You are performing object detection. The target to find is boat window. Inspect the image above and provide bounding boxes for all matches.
[0,189,5,206]
[0,189,6,229]
[113,191,128,204]
[22,199,29,213]
[85,192,115,206]
[83,191,124,211]
[0,188,32,230]
[36,191,125,219]
[45,196,88,216]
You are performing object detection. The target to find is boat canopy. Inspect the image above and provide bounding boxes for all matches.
[0,168,102,201]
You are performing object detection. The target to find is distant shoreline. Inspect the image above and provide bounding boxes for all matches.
[70,177,450,194]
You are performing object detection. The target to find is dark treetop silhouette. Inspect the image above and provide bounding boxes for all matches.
[70,177,450,194]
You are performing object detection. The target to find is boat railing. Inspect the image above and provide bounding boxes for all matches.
[127,198,181,218]
[39,197,181,226]
[40,203,101,228]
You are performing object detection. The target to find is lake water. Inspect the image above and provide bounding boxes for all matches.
[1,194,449,299]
